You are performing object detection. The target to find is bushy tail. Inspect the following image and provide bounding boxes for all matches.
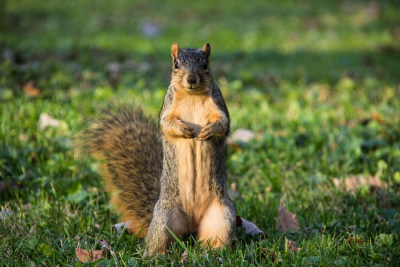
[79,106,162,236]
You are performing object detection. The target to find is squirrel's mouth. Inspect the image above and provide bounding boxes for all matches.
[182,74,200,90]
[182,82,200,90]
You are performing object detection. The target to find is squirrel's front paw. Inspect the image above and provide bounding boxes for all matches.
[197,123,214,141]
[179,120,196,139]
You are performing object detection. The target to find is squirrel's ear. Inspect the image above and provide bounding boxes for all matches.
[171,42,180,61]
[202,42,211,59]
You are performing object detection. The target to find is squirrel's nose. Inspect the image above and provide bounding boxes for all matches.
[186,74,197,85]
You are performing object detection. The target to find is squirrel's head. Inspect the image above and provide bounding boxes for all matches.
[171,42,211,92]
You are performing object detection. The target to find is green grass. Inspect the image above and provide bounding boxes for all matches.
[1,0,400,265]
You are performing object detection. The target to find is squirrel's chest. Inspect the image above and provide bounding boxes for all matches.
[173,95,218,222]
[175,95,217,134]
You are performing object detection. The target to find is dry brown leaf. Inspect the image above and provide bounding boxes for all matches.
[23,82,41,97]
[275,205,300,233]
[347,235,364,246]
[333,175,385,191]
[180,250,189,264]
[287,239,299,252]
[75,248,104,263]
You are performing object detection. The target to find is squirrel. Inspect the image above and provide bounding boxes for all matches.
[81,42,236,257]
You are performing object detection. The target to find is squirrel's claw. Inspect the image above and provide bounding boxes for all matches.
[179,120,196,138]
[182,128,196,138]
[197,125,213,141]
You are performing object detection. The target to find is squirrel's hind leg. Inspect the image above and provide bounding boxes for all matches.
[144,200,189,257]
[197,197,236,249]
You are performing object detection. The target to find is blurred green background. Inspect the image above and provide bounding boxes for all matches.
[2,0,400,84]
[1,0,400,265]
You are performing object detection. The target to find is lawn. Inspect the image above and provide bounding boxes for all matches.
[1,0,400,265]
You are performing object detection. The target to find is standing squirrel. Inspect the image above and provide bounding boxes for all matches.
[82,42,236,257]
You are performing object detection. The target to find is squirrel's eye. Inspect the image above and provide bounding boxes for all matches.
[174,61,179,69]
[203,62,208,70]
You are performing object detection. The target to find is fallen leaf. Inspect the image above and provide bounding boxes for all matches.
[237,216,264,236]
[333,175,385,191]
[99,240,118,265]
[347,235,364,246]
[23,82,41,97]
[113,220,131,234]
[228,128,255,144]
[99,240,109,252]
[181,250,189,264]
[275,205,300,233]
[75,248,104,263]
[38,113,61,130]
[287,239,299,252]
